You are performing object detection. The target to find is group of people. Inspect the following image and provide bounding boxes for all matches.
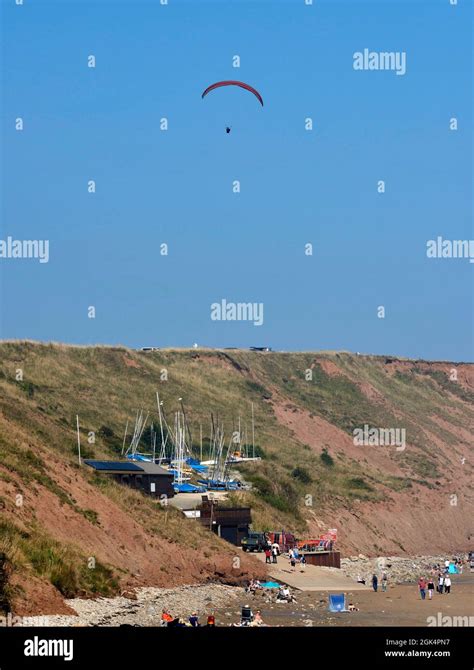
[370,572,388,592]
[236,607,266,627]
[289,548,306,572]
[264,542,281,564]
[264,542,307,573]
[160,609,216,627]
[418,573,453,599]
[417,558,459,600]
[367,557,458,601]
[245,578,263,595]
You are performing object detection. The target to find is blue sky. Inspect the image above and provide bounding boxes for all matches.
[1,0,472,360]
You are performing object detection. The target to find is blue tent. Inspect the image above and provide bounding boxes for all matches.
[448,563,458,574]
[328,593,350,613]
[261,581,281,589]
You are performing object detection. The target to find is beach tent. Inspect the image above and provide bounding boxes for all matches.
[328,593,350,613]
[261,581,281,589]
[448,563,458,574]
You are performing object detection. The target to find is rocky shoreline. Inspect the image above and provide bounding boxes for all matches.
[23,584,243,627]
[341,554,465,584]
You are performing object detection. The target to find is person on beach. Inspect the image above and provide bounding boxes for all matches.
[278,586,295,603]
[161,609,173,626]
[206,614,216,627]
[372,574,378,592]
[438,573,444,594]
[381,572,388,592]
[418,577,427,600]
[300,554,306,572]
[444,576,452,594]
[188,612,200,627]
[251,610,264,626]
[290,554,296,571]
[264,547,272,564]
[272,545,279,564]
[427,578,435,599]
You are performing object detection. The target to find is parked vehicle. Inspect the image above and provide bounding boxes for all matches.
[241,532,267,552]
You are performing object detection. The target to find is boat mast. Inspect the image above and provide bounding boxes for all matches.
[251,402,255,459]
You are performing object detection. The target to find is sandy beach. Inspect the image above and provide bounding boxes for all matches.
[21,572,473,629]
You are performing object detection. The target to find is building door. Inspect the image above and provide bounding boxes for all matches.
[219,525,238,546]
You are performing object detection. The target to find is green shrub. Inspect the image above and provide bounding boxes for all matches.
[346,477,373,491]
[291,467,312,484]
[320,448,334,467]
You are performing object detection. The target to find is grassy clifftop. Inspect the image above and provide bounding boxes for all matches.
[0,342,472,611]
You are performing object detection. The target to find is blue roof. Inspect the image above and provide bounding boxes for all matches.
[84,460,144,472]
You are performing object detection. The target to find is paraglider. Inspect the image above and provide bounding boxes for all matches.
[202,81,263,133]
[201,80,264,106]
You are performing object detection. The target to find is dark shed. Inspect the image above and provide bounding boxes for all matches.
[84,460,175,499]
[195,498,251,546]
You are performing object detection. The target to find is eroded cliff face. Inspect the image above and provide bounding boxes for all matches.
[0,342,472,612]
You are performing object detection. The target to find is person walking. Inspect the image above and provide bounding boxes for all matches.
[418,577,427,600]
[264,547,272,564]
[300,554,306,572]
[372,574,378,592]
[438,573,444,594]
[444,576,452,594]
[271,544,278,564]
[427,578,435,600]
[381,572,388,592]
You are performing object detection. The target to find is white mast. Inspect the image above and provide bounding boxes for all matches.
[121,420,129,456]
[200,423,203,463]
[251,402,255,459]
[76,415,81,465]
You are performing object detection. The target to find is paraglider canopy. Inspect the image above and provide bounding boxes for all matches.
[201,80,264,107]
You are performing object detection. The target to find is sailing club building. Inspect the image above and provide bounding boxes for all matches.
[84,460,175,499]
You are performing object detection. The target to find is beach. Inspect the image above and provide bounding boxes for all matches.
[20,572,473,628]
